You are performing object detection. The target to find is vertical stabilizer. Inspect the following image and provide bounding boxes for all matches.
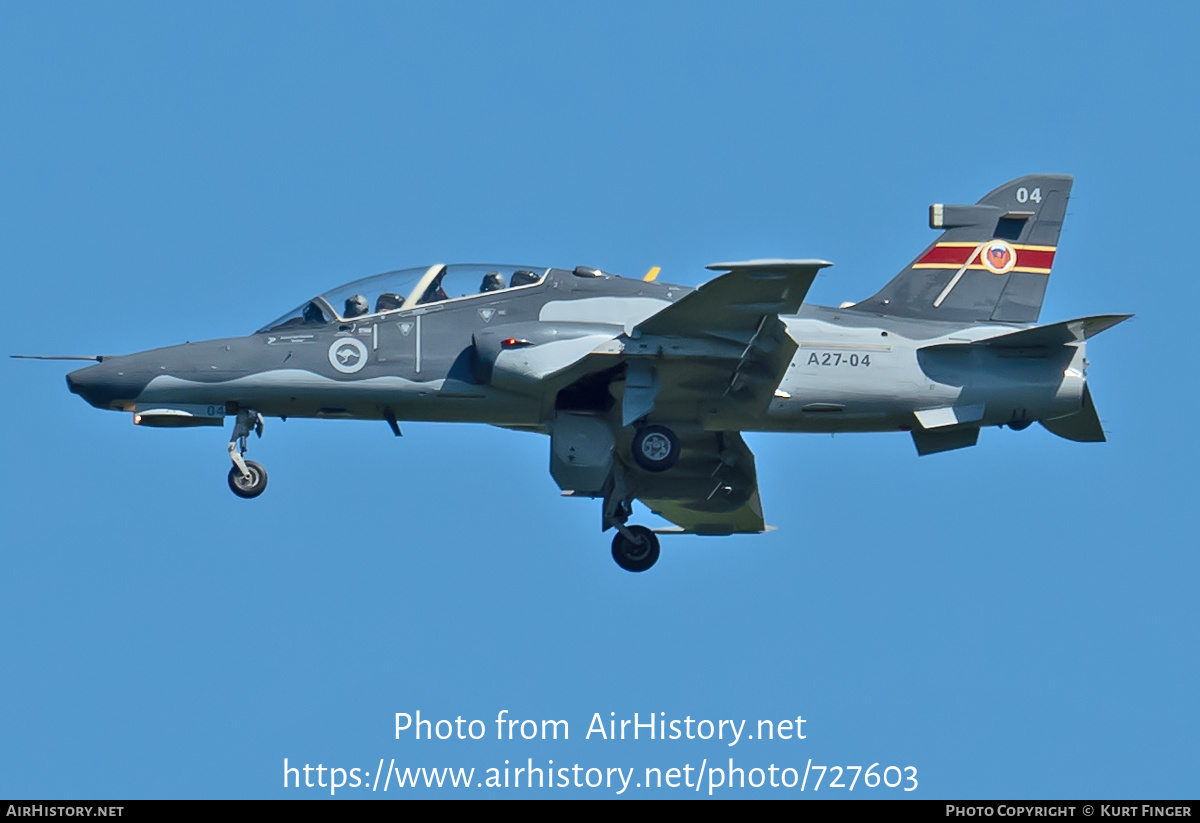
[859,174,1072,324]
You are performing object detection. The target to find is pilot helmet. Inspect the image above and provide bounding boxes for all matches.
[344,294,369,318]
[510,269,539,287]
[302,301,326,323]
[481,272,505,292]
[375,292,405,312]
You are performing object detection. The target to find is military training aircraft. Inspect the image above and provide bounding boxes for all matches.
[21,174,1129,571]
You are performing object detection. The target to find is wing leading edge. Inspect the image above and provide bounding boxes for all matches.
[635,259,832,337]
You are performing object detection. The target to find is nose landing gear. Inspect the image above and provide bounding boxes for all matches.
[228,460,268,498]
[227,409,268,499]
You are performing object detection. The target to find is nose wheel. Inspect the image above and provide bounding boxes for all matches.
[228,460,268,498]
[227,408,268,499]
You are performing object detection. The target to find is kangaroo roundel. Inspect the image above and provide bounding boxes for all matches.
[329,337,368,373]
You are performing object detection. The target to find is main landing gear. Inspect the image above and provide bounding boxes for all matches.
[611,525,660,573]
[602,422,679,570]
[227,409,268,499]
[603,464,662,572]
[631,424,679,472]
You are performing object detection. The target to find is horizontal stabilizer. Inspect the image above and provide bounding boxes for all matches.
[912,426,979,456]
[1041,384,1106,442]
[918,315,1133,356]
[914,404,985,429]
[974,314,1132,348]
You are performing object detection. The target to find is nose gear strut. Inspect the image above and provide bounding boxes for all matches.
[227,409,268,498]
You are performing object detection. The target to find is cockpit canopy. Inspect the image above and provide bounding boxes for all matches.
[258,264,549,333]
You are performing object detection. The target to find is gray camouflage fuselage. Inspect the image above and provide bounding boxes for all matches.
[53,174,1128,564]
[65,274,1092,438]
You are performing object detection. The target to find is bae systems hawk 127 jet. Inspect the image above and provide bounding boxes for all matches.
[20,174,1129,571]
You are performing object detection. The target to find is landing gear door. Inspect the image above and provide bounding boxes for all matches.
[549,412,614,495]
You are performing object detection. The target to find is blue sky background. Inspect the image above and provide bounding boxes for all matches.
[1,2,1197,798]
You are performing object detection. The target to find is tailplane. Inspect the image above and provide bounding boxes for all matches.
[858,174,1072,323]
[1041,384,1106,442]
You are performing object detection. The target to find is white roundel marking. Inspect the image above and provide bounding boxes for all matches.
[980,240,1017,275]
[328,337,369,374]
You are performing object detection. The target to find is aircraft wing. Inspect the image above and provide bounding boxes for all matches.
[631,431,767,534]
[636,259,832,337]
[624,260,832,425]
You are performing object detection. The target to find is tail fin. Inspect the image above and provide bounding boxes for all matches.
[859,174,1072,323]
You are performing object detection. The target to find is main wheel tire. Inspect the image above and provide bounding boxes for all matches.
[631,424,679,472]
[611,525,660,573]
[228,460,268,499]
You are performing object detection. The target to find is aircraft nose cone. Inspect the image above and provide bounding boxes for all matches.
[66,364,103,406]
[66,361,146,409]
